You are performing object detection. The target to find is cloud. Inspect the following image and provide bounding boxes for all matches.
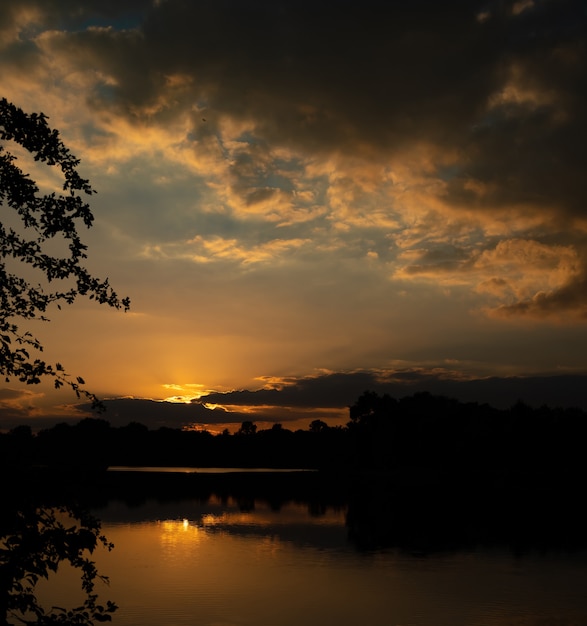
[0,387,44,415]
[489,274,587,320]
[142,235,313,266]
[63,1,585,219]
[79,395,342,431]
[0,386,90,431]
[8,1,582,187]
[77,397,252,430]
[197,368,587,416]
[393,237,584,316]
[7,367,587,433]
[2,0,587,425]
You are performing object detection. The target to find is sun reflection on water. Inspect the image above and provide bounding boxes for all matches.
[158,518,209,556]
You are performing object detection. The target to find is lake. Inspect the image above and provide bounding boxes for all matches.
[33,469,587,626]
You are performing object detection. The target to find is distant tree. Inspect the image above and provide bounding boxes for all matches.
[7,424,33,440]
[309,419,328,433]
[347,391,400,469]
[348,391,397,428]
[237,420,257,436]
[0,98,129,407]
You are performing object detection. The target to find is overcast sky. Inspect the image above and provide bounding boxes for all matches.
[2,0,587,431]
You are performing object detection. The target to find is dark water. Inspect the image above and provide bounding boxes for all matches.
[36,499,587,626]
[108,466,316,473]
[33,469,587,626]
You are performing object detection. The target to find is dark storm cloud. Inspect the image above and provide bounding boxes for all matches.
[0,0,149,47]
[198,372,385,409]
[8,370,585,432]
[446,1,586,193]
[4,0,587,331]
[86,397,251,429]
[69,1,585,188]
[0,397,248,432]
[42,0,587,229]
[60,0,500,151]
[6,398,252,432]
[7,1,582,196]
[199,369,587,413]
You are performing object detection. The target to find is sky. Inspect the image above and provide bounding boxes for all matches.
[1,0,587,432]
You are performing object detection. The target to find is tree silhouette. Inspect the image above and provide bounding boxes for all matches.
[237,421,257,436]
[309,419,328,433]
[0,98,129,407]
[1,99,123,624]
[0,504,117,625]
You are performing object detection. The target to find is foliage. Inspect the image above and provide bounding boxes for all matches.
[0,98,129,407]
[236,420,257,436]
[0,504,117,625]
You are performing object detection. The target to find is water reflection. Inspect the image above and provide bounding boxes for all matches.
[97,495,349,553]
[26,470,587,626]
[108,466,316,474]
[85,498,587,626]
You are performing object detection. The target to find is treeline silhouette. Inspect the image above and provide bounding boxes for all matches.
[4,390,587,561]
[3,390,587,481]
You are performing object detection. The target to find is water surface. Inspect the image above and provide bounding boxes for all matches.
[35,492,587,626]
[107,466,315,474]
